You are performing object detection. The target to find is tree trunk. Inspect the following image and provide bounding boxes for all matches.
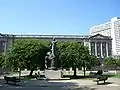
[83,60,86,77]
[73,68,76,77]
[19,70,21,80]
[83,66,86,76]
[18,68,21,79]
[29,68,34,76]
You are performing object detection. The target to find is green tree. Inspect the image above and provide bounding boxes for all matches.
[5,39,50,76]
[0,54,5,67]
[57,41,70,68]
[87,55,100,69]
[104,57,120,67]
[57,41,91,76]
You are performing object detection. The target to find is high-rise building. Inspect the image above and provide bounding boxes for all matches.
[90,17,120,55]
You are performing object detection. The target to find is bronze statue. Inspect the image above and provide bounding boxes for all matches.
[45,38,57,69]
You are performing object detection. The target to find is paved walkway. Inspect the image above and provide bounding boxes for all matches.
[0,77,120,90]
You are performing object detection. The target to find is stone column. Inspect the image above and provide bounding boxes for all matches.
[83,40,86,46]
[106,42,109,57]
[4,41,7,54]
[101,42,103,57]
[3,41,7,67]
[88,42,91,55]
[95,42,97,56]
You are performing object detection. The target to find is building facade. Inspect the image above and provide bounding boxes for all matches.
[0,33,112,62]
[0,34,14,54]
[90,17,120,55]
[112,55,120,59]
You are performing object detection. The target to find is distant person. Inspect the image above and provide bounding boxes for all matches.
[38,71,40,78]
[35,72,38,79]
[97,69,103,75]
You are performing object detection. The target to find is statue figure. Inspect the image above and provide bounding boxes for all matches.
[45,52,51,69]
[50,38,57,68]
[45,38,57,69]
[45,56,48,69]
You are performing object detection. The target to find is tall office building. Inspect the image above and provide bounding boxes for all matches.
[90,17,120,55]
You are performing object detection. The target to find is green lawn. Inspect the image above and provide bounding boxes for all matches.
[114,74,120,78]
[21,75,36,80]
[103,73,120,78]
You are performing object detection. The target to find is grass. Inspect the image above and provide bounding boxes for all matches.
[103,73,120,78]
[114,74,120,78]
[21,75,45,80]
[103,73,115,77]
[79,78,93,80]
[21,75,36,80]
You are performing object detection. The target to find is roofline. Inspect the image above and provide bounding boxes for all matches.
[0,33,112,39]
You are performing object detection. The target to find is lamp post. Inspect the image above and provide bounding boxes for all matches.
[100,56,104,71]
[18,67,21,79]
[83,60,86,76]
[61,58,62,69]
[18,62,21,80]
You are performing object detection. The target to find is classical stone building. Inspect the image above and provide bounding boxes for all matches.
[90,17,120,55]
[0,33,112,61]
[0,33,14,54]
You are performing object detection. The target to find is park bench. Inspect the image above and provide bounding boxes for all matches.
[35,72,41,80]
[89,72,97,78]
[89,70,103,78]
[4,76,20,85]
[95,75,108,85]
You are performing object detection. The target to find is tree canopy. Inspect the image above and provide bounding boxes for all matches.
[0,54,5,67]
[5,39,50,75]
[57,41,100,76]
[3,39,101,76]
[104,57,120,67]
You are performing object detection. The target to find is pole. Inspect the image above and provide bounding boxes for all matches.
[18,68,21,80]
[83,60,86,76]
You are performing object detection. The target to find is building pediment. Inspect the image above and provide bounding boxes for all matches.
[89,34,111,39]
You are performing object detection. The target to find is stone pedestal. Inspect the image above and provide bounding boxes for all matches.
[45,69,62,80]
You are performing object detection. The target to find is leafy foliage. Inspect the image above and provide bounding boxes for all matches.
[58,41,99,69]
[4,39,101,76]
[104,57,120,67]
[87,55,100,69]
[0,54,5,67]
[57,41,98,76]
[5,39,50,75]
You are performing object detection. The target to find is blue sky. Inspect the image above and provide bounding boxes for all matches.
[0,0,119,35]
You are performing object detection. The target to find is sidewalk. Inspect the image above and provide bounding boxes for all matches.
[1,73,120,90]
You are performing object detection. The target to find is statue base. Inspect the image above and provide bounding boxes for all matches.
[47,67,58,70]
[45,69,63,80]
